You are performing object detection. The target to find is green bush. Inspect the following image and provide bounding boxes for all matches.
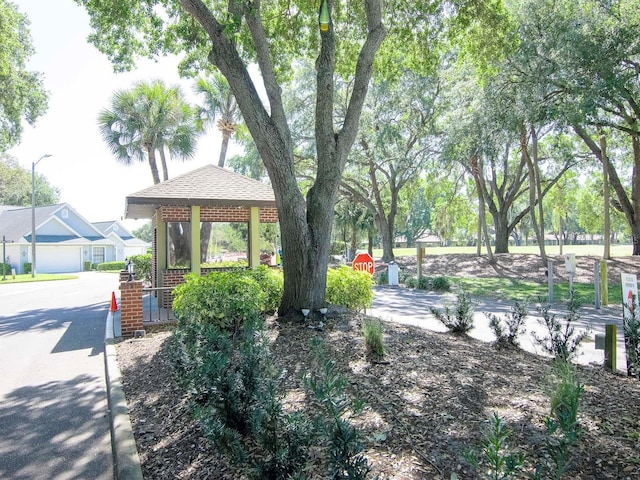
[129,254,152,283]
[23,262,31,274]
[362,317,385,359]
[97,261,126,271]
[623,294,640,378]
[485,300,528,349]
[245,265,283,314]
[431,276,451,291]
[430,289,475,334]
[1,262,11,276]
[83,261,92,271]
[405,276,450,291]
[533,291,590,362]
[172,271,267,331]
[326,266,374,312]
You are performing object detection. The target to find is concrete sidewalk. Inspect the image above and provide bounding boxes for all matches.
[370,285,628,373]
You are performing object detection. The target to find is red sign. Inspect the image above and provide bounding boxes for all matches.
[352,253,375,275]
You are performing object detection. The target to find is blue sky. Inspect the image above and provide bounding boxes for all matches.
[9,1,226,230]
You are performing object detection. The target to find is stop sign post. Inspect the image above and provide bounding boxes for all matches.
[352,252,374,275]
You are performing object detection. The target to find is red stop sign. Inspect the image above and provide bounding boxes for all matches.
[352,253,375,275]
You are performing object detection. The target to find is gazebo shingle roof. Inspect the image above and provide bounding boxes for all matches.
[125,165,276,219]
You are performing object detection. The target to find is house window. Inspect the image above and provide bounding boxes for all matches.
[167,222,191,269]
[61,209,69,219]
[93,246,105,264]
[200,222,248,266]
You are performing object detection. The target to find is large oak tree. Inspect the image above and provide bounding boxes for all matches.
[77,0,506,315]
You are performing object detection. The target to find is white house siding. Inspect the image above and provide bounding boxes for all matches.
[37,245,82,273]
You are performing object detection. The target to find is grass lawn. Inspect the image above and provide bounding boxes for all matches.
[372,243,633,258]
[0,273,78,284]
[453,276,623,305]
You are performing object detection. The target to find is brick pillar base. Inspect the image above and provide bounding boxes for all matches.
[119,280,144,337]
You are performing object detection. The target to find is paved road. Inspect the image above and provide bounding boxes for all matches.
[370,285,628,372]
[0,272,119,480]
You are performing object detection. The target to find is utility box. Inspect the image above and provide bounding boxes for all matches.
[388,262,399,286]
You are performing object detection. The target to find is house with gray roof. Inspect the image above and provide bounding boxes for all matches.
[0,203,116,273]
[92,220,150,261]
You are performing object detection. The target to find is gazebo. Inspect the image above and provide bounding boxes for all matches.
[124,164,279,308]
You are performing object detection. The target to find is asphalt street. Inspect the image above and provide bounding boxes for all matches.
[0,272,119,480]
[370,285,628,372]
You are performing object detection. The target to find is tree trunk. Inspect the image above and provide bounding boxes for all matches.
[523,126,547,265]
[599,130,611,260]
[145,144,161,185]
[493,213,510,254]
[376,213,394,262]
[218,131,230,167]
[200,223,212,263]
[158,146,169,181]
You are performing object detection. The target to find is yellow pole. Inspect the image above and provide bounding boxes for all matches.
[249,207,260,268]
[191,206,201,276]
[600,260,608,306]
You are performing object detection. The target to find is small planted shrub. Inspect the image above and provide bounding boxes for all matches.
[23,262,32,274]
[305,339,372,479]
[533,291,590,362]
[361,317,385,360]
[485,300,528,349]
[623,294,640,379]
[463,412,525,480]
[431,276,451,291]
[172,271,266,332]
[1,262,11,276]
[430,289,474,334]
[326,265,374,312]
[543,360,584,479]
[405,276,450,291]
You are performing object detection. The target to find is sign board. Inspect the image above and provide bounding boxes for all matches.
[352,252,374,275]
[564,253,576,273]
[621,272,638,320]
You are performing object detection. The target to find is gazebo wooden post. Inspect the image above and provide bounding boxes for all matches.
[249,207,260,268]
[190,206,201,275]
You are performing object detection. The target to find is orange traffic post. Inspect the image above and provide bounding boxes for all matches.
[110,291,118,312]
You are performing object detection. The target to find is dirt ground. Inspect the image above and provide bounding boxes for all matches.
[116,254,640,479]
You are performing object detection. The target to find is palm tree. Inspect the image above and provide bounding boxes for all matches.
[194,73,242,168]
[99,80,198,185]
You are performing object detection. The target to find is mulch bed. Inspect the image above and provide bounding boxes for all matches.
[117,309,640,479]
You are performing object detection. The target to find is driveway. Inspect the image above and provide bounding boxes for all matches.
[0,272,119,480]
[370,285,628,372]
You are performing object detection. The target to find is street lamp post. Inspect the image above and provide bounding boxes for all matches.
[31,154,52,278]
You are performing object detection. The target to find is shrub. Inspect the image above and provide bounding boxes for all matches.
[533,291,590,362]
[97,261,126,271]
[245,265,283,314]
[543,360,584,479]
[129,254,152,283]
[485,300,528,349]
[305,339,371,479]
[463,412,525,480]
[362,318,385,359]
[326,265,374,312]
[623,294,640,378]
[375,270,388,285]
[431,276,451,291]
[430,289,474,334]
[83,261,92,271]
[23,262,31,274]
[172,271,266,332]
[1,262,11,276]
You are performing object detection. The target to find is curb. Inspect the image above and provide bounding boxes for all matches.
[105,311,144,480]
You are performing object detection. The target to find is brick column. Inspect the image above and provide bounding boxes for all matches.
[119,280,144,337]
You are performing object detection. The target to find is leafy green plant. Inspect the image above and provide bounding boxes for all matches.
[362,317,385,359]
[128,253,152,283]
[543,360,584,479]
[167,318,313,479]
[23,262,31,274]
[485,300,528,349]
[430,289,474,334]
[246,265,284,314]
[431,276,451,291]
[326,265,374,312]
[533,291,590,362]
[305,339,371,479]
[623,294,640,379]
[172,271,267,332]
[463,412,525,480]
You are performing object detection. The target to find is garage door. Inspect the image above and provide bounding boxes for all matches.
[37,246,82,273]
